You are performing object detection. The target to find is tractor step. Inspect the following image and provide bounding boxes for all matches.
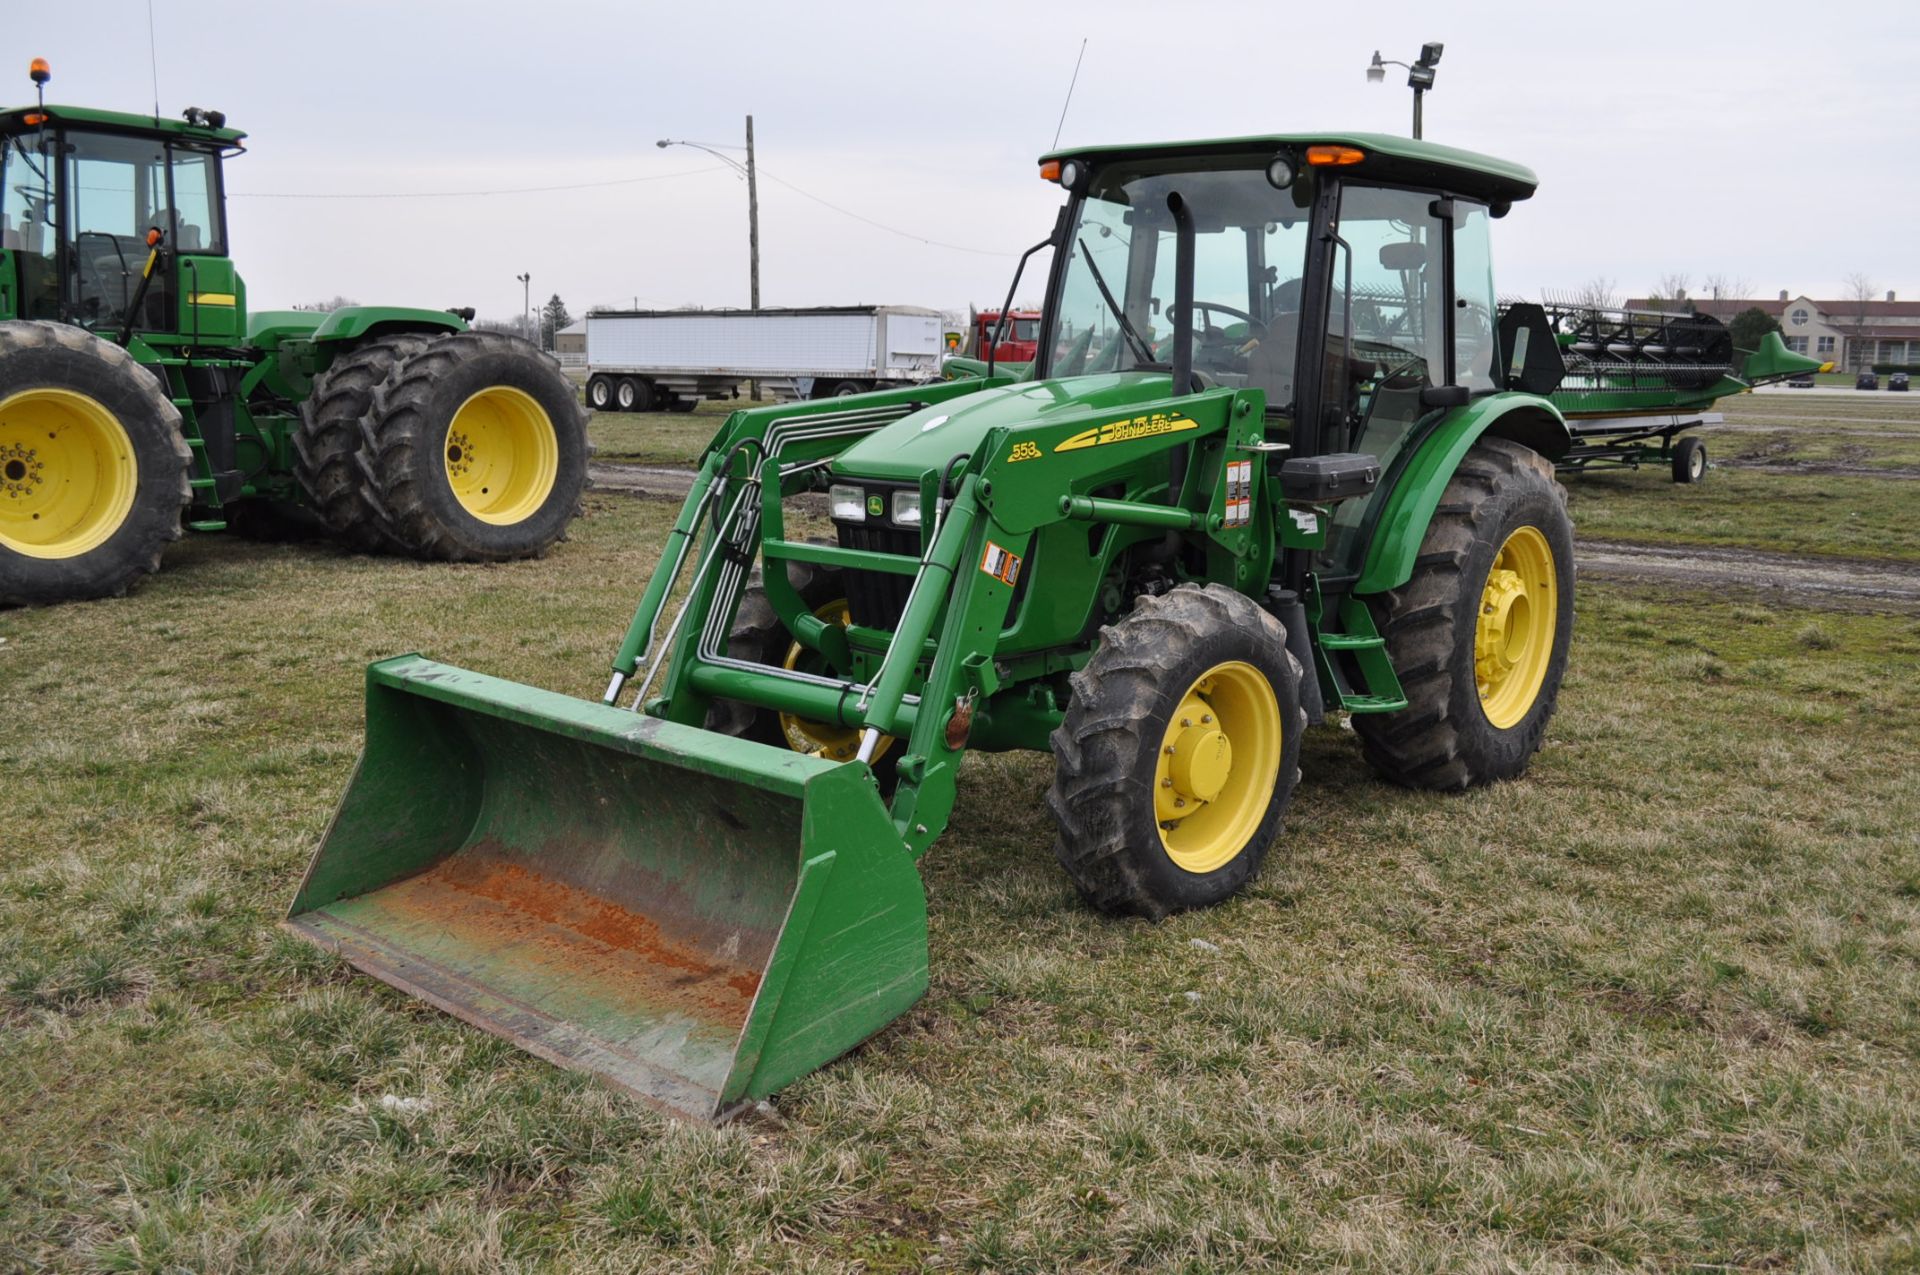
[188,519,227,532]
[1339,692,1409,713]
[1316,633,1387,652]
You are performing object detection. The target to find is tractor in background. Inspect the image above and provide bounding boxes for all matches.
[0,60,588,606]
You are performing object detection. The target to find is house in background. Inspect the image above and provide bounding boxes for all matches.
[1629,291,1920,369]
[554,319,587,366]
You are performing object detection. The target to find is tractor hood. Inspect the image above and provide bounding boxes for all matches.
[833,372,1177,481]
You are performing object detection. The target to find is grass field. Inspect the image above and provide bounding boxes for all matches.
[5,453,1920,1269]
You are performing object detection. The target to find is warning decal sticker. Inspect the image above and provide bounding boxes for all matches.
[979,541,1023,587]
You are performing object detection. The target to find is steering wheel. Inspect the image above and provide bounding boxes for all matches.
[1167,300,1257,338]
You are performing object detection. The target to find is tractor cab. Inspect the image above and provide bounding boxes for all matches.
[1030,135,1540,577]
[0,93,246,344]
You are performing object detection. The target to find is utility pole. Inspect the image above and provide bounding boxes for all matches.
[516,272,531,340]
[745,115,761,313]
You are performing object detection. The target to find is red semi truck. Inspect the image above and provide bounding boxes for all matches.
[970,308,1041,364]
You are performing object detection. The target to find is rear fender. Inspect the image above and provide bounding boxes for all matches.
[1353,393,1569,595]
[310,306,469,345]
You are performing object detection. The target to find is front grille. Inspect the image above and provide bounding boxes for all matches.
[834,517,919,629]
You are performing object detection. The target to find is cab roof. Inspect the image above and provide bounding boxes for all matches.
[0,103,245,147]
[1042,132,1537,205]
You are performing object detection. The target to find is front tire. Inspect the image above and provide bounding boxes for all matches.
[360,331,590,562]
[1352,437,1574,790]
[705,560,899,782]
[1048,584,1304,919]
[0,321,190,606]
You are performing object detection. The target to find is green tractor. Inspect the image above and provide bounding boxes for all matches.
[0,60,587,606]
[290,133,1582,1119]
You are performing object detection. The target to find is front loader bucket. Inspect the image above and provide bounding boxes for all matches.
[285,656,928,1122]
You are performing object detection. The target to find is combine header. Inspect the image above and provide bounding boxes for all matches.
[289,131,1771,1119]
[1506,301,1825,482]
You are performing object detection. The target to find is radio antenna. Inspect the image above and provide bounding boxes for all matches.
[1050,38,1087,150]
[146,0,161,118]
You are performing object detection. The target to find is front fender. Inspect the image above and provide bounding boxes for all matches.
[1353,392,1569,595]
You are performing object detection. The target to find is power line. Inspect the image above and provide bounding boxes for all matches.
[754,167,1014,257]
[228,165,734,199]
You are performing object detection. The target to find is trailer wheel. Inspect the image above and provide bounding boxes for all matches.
[360,331,590,561]
[1048,584,1304,919]
[1673,436,1707,484]
[1352,437,1573,790]
[0,321,191,606]
[670,396,699,413]
[706,561,898,780]
[829,380,869,398]
[615,377,652,413]
[586,375,614,411]
[293,332,433,554]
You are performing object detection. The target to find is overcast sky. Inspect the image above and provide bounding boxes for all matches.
[14,1,1918,323]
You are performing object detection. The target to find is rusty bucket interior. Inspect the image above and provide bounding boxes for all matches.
[286,656,929,1121]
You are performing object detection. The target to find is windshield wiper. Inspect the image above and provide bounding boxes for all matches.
[6,133,50,185]
[1077,238,1159,368]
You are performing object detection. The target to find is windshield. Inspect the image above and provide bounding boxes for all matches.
[1045,155,1316,411]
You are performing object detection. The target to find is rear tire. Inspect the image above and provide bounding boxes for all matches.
[1673,435,1706,484]
[360,331,590,562]
[586,375,614,411]
[829,380,868,398]
[1351,437,1573,790]
[293,332,432,554]
[615,377,651,413]
[0,321,190,606]
[1048,584,1304,919]
[670,396,699,413]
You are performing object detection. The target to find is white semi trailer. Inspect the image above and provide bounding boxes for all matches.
[584,305,945,411]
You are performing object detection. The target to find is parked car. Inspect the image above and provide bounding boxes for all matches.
[1890,372,1911,392]
[1856,371,1880,391]
[1787,373,1816,388]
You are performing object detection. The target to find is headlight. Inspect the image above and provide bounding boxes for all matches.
[891,489,922,526]
[829,484,866,521]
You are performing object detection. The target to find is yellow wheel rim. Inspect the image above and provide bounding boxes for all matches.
[1475,524,1559,729]
[779,599,893,765]
[1154,660,1282,875]
[0,388,139,560]
[442,386,559,525]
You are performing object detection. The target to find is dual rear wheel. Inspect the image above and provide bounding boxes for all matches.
[296,330,590,561]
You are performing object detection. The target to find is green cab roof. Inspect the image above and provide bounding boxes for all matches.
[1042,132,1537,204]
[0,103,245,147]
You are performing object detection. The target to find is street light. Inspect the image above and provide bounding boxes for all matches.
[515,271,531,340]
[1367,42,1443,139]
[658,117,760,315]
